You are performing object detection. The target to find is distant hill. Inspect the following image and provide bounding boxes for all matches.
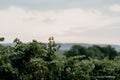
[0,43,15,47]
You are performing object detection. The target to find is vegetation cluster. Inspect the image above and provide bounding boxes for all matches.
[0,37,120,80]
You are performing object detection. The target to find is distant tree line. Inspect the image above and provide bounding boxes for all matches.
[64,45,119,60]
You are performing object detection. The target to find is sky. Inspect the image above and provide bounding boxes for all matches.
[0,0,120,44]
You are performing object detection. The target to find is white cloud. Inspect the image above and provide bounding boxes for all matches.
[109,4,120,12]
[0,6,120,44]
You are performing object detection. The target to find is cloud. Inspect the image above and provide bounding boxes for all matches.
[109,4,120,12]
[0,6,120,44]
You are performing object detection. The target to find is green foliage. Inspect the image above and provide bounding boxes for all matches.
[64,45,88,57]
[0,37,120,80]
[64,44,119,60]
[0,37,4,41]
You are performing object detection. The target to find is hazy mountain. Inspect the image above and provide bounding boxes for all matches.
[0,43,15,47]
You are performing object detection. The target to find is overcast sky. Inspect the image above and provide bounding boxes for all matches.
[0,0,120,44]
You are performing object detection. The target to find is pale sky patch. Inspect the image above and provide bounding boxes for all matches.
[0,0,120,45]
[110,4,120,12]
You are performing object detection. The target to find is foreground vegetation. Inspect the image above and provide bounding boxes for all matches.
[0,37,120,80]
